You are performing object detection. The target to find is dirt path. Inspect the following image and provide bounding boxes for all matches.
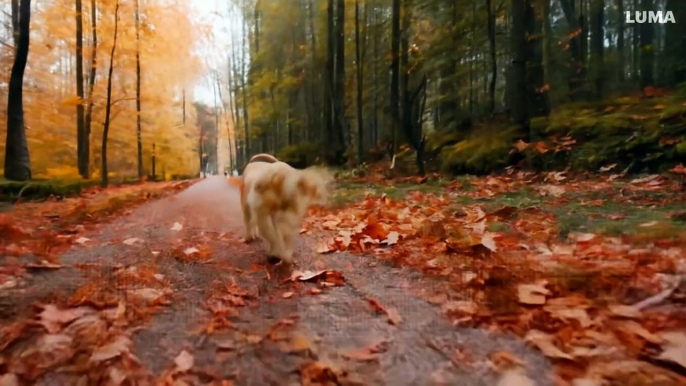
[2,177,553,385]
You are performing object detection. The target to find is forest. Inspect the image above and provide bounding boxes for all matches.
[1,0,685,184]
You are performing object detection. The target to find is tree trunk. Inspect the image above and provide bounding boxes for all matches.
[509,0,549,130]
[631,0,639,82]
[469,0,475,114]
[75,0,87,178]
[355,0,364,165]
[487,0,497,114]
[639,0,654,88]
[390,0,400,154]
[617,0,625,82]
[101,0,120,187]
[371,0,379,148]
[307,0,318,143]
[524,0,549,119]
[241,15,251,160]
[664,0,686,84]
[11,0,19,47]
[590,0,604,98]
[4,0,32,181]
[508,0,527,124]
[135,0,143,178]
[331,0,346,164]
[559,0,588,100]
[325,0,335,152]
[83,0,98,179]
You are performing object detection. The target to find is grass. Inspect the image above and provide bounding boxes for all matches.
[0,177,140,202]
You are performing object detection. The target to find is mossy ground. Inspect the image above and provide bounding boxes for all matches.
[431,85,686,175]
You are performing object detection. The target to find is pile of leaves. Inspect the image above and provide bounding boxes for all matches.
[306,171,686,385]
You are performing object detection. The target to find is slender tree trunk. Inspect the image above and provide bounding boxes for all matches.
[590,0,604,98]
[83,0,98,179]
[509,0,527,124]
[101,0,120,187]
[469,0,475,114]
[241,16,251,160]
[487,0,497,114]
[325,0,335,152]
[560,0,588,100]
[355,0,364,165]
[4,0,32,181]
[307,0,318,143]
[664,0,686,84]
[76,0,87,178]
[631,0,639,83]
[135,0,143,178]
[617,0,625,82]
[390,0,400,154]
[639,0,653,88]
[371,0,379,147]
[11,0,19,47]
[332,0,346,163]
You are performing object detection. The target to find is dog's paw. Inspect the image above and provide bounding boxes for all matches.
[243,235,256,244]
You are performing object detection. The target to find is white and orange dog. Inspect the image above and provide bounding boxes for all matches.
[237,154,332,264]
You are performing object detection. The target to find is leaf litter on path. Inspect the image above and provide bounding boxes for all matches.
[312,171,686,384]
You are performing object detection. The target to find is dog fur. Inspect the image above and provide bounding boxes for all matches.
[240,156,332,264]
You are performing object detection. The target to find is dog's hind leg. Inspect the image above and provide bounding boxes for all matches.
[256,209,283,260]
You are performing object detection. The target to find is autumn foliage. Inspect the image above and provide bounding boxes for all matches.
[0,0,207,179]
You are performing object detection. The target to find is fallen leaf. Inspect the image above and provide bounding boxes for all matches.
[127,288,169,303]
[123,237,141,246]
[170,222,183,231]
[599,164,617,172]
[75,237,90,245]
[525,330,573,360]
[174,350,194,372]
[382,231,400,246]
[639,221,659,228]
[342,339,390,361]
[656,331,686,370]
[300,361,341,386]
[26,261,62,270]
[442,300,477,316]
[608,304,641,319]
[496,369,535,386]
[90,336,132,363]
[481,232,498,252]
[386,307,402,326]
[184,247,199,255]
[39,305,92,333]
[282,291,294,299]
[316,239,336,254]
[616,321,664,344]
[518,284,550,305]
[0,279,17,290]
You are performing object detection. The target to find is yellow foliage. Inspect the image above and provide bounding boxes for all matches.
[0,0,209,178]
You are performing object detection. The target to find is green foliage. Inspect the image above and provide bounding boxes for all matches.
[440,125,521,175]
[435,88,686,175]
[275,142,321,168]
[0,179,94,202]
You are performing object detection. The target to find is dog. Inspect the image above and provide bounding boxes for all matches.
[239,153,279,242]
[240,154,332,264]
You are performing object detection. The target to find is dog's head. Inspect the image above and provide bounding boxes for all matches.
[298,166,334,206]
